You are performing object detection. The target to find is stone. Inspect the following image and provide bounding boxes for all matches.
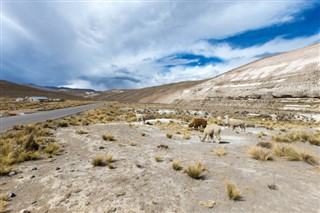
[199,200,215,208]
[9,192,16,198]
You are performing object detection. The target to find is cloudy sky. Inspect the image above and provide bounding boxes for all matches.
[1,0,319,91]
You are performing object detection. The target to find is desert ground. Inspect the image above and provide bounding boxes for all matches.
[1,103,319,213]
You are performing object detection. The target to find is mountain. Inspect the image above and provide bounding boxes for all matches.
[99,43,320,113]
[0,80,88,100]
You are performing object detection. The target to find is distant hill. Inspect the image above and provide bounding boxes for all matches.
[25,84,96,92]
[0,80,87,100]
[96,80,207,102]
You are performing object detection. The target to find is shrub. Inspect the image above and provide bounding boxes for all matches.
[172,160,181,170]
[248,146,273,161]
[225,181,243,201]
[184,161,204,179]
[102,134,115,141]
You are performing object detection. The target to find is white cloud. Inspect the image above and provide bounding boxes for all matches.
[2,1,318,90]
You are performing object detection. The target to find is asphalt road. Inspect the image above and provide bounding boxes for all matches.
[0,102,105,132]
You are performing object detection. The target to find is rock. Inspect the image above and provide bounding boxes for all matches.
[31,201,37,205]
[9,171,17,176]
[115,191,126,197]
[31,167,37,171]
[199,200,215,208]
[99,146,105,149]
[20,210,31,213]
[56,167,61,171]
[30,175,36,179]
[9,192,16,198]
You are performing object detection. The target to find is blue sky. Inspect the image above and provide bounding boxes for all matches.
[1,1,319,91]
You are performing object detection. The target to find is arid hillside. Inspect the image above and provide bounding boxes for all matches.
[96,43,320,113]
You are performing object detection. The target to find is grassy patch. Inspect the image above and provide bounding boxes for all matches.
[248,146,273,161]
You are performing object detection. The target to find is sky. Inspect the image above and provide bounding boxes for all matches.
[1,0,319,91]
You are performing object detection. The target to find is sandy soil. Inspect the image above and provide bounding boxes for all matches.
[1,121,320,213]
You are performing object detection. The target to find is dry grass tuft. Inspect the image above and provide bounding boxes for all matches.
[213,148,226,157]
[76,130,88,134]
[184,161,205,179]
[248,146,273,161]
[91,156,105,167]
[45,143,60,155]
[172,160,182,170]
[166,133,173,139]
[105,154,113,163]
[182,132,191,140]
[58,120,69,127]
[102,134,115,141]
[225,181,243,201]
[257,131,267,138]
[154,156,164,162]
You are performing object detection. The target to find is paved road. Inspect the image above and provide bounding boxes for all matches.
[0,102,105,132]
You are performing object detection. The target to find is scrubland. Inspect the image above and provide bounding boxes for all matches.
[0,103,319,213]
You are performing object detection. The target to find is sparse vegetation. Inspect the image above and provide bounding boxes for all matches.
[248,146,273,161]
[272,131,320,145]
[225,181,243,201]
[172,160,181,170]
[102,134,115,141]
